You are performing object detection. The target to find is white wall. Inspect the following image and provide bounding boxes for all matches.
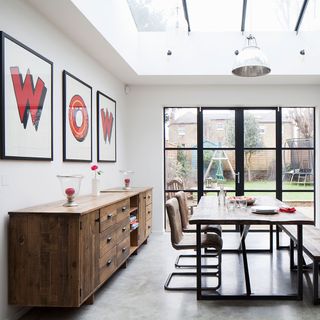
[0,1,128,319]
[126,85,320,232]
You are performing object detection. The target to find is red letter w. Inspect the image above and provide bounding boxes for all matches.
[100,109,114,144]
[10,66,47,131]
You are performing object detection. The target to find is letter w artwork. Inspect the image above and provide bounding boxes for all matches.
[10,66,47,131]
[100,108,114,144]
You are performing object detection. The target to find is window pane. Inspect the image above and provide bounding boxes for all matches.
[127,0,175,31]
[282,149,314,189]
[186,0,242,31]
[165,108,197,148]
[282,192,314,221]
[246,0,303,31]
[203,150,235,191]
[244,150,276,190]
[165,150,197,189]
[282,108,314,147]
[300,0,320,31]
[244,110,275,148]
[203,110,235,148]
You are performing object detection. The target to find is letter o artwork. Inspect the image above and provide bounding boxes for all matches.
[68,94,89,142]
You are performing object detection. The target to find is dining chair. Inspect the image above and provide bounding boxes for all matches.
[174,191,222,267]
[175,191,222,235]
[164,197,222,291]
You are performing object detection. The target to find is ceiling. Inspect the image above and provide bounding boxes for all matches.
[27,0,320,86]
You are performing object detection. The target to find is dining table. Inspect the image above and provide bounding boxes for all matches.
[189,195,314,300]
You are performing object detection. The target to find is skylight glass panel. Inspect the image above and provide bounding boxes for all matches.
[186,0,242,31]
[300,0,320,31]
[246,0,303,31]
[127,0,177,31]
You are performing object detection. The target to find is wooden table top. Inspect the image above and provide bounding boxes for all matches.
[9,187,152,216]
[189,196,314,225]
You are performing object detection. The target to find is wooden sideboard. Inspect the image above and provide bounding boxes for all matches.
[8,187,152,307]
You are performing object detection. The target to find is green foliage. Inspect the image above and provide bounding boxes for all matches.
[244,113,263,148]
[177,149,191,179]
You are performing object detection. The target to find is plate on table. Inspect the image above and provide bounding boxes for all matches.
[227,196,256,205]
[251,206,278,214]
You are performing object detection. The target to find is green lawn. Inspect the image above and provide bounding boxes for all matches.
[205,180,314,201]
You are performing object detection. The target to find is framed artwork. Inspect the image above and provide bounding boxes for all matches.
[63,70,92,162]
[0,32,53,160]
[97,91,116,162]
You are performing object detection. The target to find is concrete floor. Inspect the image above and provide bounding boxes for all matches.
[21,232,320,320]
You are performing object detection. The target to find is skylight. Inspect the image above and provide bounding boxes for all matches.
[300,0,320,31]
[128,0,318,32]
[245,0,304,31]
[186,0,242,32]
[127,0,175,31]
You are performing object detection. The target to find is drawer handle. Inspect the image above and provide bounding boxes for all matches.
[143,196,146,199]
[107,237,112,242]
[148,195,151,199]
[122,247,127,252]
[148,226,151,229]
[107,259,112,266]
[122,227,126,232]
[107,214,113,219]
[148,211,151,214]
[122,206,127,212]
[95,217,100,222]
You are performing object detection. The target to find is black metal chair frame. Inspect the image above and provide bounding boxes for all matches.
[164,252,221,291]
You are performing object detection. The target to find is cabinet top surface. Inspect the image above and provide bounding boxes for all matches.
[9,187,152,215]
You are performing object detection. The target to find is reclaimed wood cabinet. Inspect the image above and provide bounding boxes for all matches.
[8,187,152,307]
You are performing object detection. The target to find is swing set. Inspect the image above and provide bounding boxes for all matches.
[204,149,235,182]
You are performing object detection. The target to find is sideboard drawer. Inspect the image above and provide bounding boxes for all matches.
[115,218,130,243]
[146,203,152,221]
[146,190,152,206]
[99,247,117,284]
[115,199,130,223]
[116,237,130,267]
[100,206,117,233]
[146,218,152,238]
[100,226,116,258]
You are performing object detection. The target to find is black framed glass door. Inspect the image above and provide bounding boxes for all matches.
[164,107,315,229]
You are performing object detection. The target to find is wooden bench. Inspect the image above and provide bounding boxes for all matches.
[279,224,320,304]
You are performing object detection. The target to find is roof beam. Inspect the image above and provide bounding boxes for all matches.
[295,0,309,33]
[182,0,191,33]
[241,0,247,32]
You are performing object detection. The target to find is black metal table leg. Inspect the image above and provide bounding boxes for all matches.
[297,225,303,300]
[269,225,273,253]
[240,225,251,295]
[290,238,295,270]
[196,224,202,300]
[313,260,319,304]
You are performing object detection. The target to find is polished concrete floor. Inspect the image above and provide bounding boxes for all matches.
[21,231,320,320]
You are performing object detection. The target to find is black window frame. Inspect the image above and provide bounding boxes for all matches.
[163,106,316,228]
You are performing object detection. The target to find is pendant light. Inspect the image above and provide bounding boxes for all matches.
[232,34,271,77]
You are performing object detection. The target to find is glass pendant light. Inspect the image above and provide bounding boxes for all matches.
[232,34,271,77]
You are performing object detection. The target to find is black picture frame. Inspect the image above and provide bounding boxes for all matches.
[97,90,116,162]
[0,31,53,160]
[62,70,92,162]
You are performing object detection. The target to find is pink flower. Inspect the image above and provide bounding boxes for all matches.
[91,164,102,178]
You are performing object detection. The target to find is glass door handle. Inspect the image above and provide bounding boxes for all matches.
[235,172,240,184]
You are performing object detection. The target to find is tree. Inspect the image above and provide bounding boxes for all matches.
[127,0,167,31]
[288,108,313,139]
[226,114,263,181]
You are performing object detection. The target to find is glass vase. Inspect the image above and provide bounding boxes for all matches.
[92,178,100,196]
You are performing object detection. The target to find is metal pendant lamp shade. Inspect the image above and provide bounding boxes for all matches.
[232,35,271,77]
